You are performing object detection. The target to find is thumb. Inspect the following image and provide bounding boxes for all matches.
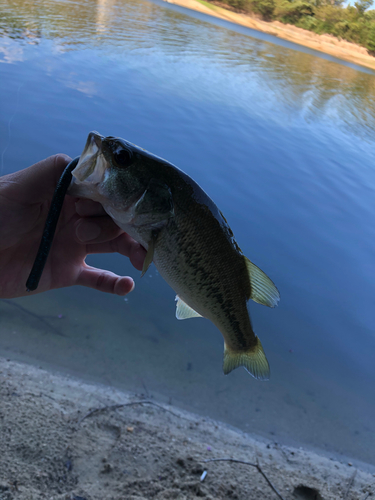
[76,265,135,295]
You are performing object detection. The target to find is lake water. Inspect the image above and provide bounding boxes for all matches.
[1,0,374,467]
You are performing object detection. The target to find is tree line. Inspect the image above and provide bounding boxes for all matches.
[220,0,375,54]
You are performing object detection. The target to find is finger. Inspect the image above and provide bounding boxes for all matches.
[76,265,135,295]
[75,216,122,243]
[86,233,146,271]
[75,199,107,217]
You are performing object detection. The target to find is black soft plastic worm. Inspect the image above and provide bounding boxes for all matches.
[26,156,80,292]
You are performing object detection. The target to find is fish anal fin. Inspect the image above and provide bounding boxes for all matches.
[223,337,270,380]
[245,257,280,308]
[175,296,202,320]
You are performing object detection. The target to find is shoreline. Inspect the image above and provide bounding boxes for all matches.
[164,0,375,71]
[1,357,374,499]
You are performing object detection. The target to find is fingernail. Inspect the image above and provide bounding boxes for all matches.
[76,221,101,242]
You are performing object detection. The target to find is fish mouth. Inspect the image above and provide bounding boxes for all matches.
[71,131,104,183]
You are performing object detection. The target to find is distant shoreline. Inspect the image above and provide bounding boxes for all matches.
[164,0,375,71]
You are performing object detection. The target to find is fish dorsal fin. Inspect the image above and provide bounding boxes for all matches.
[175,296,202,320]
[245,257,280,308]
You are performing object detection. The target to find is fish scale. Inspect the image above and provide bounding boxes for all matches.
[154,216,253,351]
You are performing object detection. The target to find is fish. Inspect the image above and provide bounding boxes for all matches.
[68,131,280,379]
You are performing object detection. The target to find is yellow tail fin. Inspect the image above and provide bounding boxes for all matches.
[223,337,270,380]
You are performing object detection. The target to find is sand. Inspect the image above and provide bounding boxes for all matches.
[0,357,374,500]
[163,0,375,71]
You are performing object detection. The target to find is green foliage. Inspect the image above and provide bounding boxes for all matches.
[217,0,375,56]
[354,0,374,15]
[309,0,345,7]
[315,4,344,25]
[275,0,315,23]
[251,0,276,19]
[364,8,375,19]
[365,22,375,52]
[224,0,251,10]
[297,15,318,29]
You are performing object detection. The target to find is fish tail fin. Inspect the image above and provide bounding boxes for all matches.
[223,337,270,380]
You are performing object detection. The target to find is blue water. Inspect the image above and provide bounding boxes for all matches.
[1,0,374,466]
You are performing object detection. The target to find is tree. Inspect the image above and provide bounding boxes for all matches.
[366,22,375,52]
[275,0,315,23]
[354,0,374,15]
[251,0,276,19]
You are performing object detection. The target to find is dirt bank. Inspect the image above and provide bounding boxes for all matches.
[164,0,375,71]
[0,357,374,499]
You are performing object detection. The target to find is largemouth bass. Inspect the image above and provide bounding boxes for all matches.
[69,132,280,379]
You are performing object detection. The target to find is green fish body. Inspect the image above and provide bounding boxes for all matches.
[69,132,280,379]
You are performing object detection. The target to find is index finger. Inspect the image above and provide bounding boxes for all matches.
[86,233,146,271]
[2,154,72,205]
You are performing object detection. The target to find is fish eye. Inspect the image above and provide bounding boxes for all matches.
[113,148,133,168]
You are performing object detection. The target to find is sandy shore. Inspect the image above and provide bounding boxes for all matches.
[164,0,375,71]
[0,357,374,500]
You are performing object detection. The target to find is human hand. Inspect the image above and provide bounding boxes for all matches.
[0,154,146,299]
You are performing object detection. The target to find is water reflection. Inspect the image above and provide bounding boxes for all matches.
[1,0,375,139]
[1,0,375,466]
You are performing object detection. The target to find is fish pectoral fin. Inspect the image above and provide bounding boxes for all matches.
[223,338,270,380]
[141,233,156,277]
[245,257,280,308]
[175,296,202,320]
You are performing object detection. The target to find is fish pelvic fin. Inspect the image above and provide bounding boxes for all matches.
[141,235,155,277]
[223,337,270,380]
[175,296,202,320]
[245,257,280,308]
